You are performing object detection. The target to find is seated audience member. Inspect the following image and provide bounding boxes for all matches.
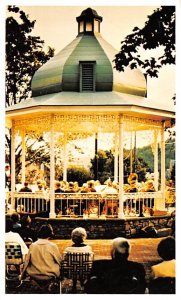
[149,236,175,294]
[64,227,92,253]
[5,218,29,262]
[11,212,21,232]
[85,237,146,294]
[19,215,37,242]
[21,224,61,281]
[19,181,32,192]
[151,236,175,278]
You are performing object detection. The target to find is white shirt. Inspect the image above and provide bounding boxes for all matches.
[5,231,29,259]
[64,245,92,253]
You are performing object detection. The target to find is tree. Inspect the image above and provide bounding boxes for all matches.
[6,5,55,106]
[90,149,151,184]
[66,166,93,186]
[5,6,55,180]
[90,150,114,183]
[114,6,175,78]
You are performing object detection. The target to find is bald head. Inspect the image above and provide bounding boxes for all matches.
[111,237,131,260]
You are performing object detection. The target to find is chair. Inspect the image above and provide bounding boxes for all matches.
[5,243,24,291]
[61,252,94,292]
[5,242,23,275]
[149,277,175,294]
[19,276,60,294]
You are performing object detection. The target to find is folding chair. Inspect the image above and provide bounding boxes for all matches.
[61,252,94,292]
[5,242,24,291]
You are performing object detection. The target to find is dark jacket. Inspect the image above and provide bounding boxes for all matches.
[19,187,32,192]
[85,259,146,294]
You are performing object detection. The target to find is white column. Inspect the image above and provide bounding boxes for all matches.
[11,123,16,211]
[21,131,26,184]
[49,115,56,218]
[154,130,159,191]
[63,133,67,182]
[130,132,133,173]
[160,121,166,209]
[118,115,125,218]
[114,133,118,182]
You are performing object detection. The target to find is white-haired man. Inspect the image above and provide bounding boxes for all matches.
[85,237,146,294]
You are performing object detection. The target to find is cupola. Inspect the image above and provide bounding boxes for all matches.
[76,7,103,35]
[31,8,146,98]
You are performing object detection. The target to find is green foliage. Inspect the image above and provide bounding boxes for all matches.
[137,139,175,172]
[114,6,175,77]
[66,166,93,186]
[90,150,114,183]
[5,6,55,179]
[6,5,55,106]
[90,149,151,184]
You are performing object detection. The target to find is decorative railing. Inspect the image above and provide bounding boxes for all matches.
[5,191,165,218]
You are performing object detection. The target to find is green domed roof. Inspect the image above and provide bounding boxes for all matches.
[31,8,146,98]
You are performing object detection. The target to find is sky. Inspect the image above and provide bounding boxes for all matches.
[15,5,175,109]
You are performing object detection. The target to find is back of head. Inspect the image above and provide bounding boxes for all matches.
[24,181,29,187]
[38,184,42,190]
[55,182,61,189]
[37,224,54,239]
[69,182,74,188]
[20,215,31,227]
[107,180,113,187]
[5,218,14,232]
[111,237,131,260]
[157,236,175,260]
[11,212,20,223]
[71,227,87,245]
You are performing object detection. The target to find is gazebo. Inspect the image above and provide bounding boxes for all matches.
[6,8,175,224]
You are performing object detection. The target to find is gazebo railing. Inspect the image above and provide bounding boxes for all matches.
[8,191,164,217]
[14,192,50,213]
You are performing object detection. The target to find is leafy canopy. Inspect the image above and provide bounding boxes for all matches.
[6,5,55,106]
[114,6,175,77]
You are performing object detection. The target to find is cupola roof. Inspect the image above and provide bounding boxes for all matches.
[31,8,147,98]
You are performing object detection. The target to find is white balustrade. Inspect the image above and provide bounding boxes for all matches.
[8,191,165,218]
